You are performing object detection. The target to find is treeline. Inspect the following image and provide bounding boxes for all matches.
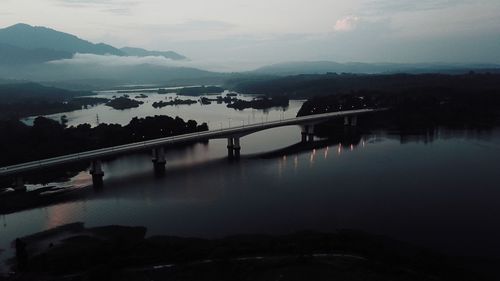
[0,115,208,166]
[228,72,500,99]
[297,87,500,136]
[228,96,290,110]
[178,86,225,96]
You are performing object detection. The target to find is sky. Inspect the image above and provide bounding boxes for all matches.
[1,0,500,71]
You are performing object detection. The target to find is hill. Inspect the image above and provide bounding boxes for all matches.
[0,82,106,120]
[0,23,124,56]
[0,23,188,65]
[0,82,88,102]
[254,61,500,75]
[0,43,72,65]
[228,72,500,99]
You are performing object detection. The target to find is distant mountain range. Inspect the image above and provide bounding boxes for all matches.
[253,61,500,75]
[0,23,186,64]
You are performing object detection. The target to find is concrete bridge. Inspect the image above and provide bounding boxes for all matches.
[0,109,385,189]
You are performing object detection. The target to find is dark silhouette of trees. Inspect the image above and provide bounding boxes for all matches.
[0,115,208,166]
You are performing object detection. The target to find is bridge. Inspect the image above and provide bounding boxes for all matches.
[0,108,385,190]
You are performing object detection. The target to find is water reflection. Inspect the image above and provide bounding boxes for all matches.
[22,90,305,131]
[45,202,83,230]
[3,122,500,270]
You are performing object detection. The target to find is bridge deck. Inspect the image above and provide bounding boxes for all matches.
[0,109,383,176]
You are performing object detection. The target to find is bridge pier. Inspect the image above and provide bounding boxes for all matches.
[351,115,358,126]
[344,116,358,126]
[301,131,308,143]
[301,125,308,143]
[227,138,235,159]
[89,160,104,187]
[307,125,315,142]
[14,176,26,192]
[233,137,241,159]
[152,147,166,173]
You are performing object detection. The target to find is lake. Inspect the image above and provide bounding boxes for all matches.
[2,89,500,271]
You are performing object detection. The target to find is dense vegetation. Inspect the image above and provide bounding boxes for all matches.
[228,72,500,99]
[293,76,500,136]
[0,83,106,119]
[227,72,500,131]
[105,97,144,110]
[228,96,290,110]
[0,115,208,166]
[152,98,197,108]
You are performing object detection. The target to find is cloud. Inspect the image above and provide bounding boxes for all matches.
[49,53,183,67]
[53,0,138,15]
[334,16,360,32]
[47,53,255,72]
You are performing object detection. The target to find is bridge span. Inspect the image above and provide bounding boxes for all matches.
[0,108,385,189]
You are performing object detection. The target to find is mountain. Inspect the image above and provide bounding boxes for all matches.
[0,23,188,65]
[0,23,124,56]
[0,43,72,65]
[120,47,187,60]
[254,61,500,75]
[0,62,228,90]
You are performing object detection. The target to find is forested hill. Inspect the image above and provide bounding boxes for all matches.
[0,23,123,56]
[0,83,100,120]
[228,73,500,99]
[0,82,89,102]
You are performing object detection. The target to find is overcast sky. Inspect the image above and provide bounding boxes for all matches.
[1,0,499,70]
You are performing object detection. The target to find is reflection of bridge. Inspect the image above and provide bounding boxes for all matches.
[1,109,385,189]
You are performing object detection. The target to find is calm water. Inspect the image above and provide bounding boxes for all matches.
[3,89,500,271]
[22,89,304,129]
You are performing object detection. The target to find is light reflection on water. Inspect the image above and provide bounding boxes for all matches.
[1,130,500,271]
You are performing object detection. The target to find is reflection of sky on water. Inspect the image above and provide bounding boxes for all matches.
[22,90,304,130]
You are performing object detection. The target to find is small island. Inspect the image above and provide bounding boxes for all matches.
[227,96,290,110]
[106,97,144,110]
[152,98,197,108]
[200,95,236,105]
[134,94,148,99]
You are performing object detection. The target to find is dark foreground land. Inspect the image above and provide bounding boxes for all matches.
[2,224,498,281]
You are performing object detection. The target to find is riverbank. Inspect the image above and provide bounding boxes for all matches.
[2,224,496,281]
